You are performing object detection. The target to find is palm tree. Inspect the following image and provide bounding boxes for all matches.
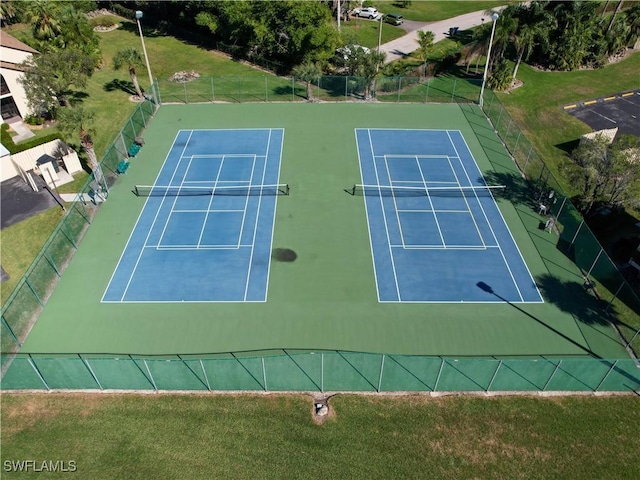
[57,106,104,190]
[469,22,492,75]
[360,50,386,100]
[113,48,146,99]
[292,62,322,101]
[416,30,435,78]
[24,0,61,41]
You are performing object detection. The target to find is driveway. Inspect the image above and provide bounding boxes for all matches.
[380,6,507,64]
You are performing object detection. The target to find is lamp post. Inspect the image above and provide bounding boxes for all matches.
[478,12,499,108]
[377,14,383,53]
[135,11,155,103]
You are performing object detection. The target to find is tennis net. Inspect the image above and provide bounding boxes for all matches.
[347,184,505,198]
[134,183,290,197]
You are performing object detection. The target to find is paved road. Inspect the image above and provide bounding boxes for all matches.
[380,6,506,64]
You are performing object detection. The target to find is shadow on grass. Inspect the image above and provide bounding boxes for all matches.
[104,79,137,96]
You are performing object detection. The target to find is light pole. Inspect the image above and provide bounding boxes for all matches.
[478,12,499,108]
[135,11,156,103]
[377,14,383,53]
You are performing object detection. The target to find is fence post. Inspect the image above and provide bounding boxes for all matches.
[24,277,43,307]
[265,77,268,102]
[543,360,561,391]
[513,131,522,152]
[377,354,385,392]
[626,328,640,349]
[44,250,62,277]
[183,82,188,104]
[321,353,324,392]
[594,360,618,391]
[142,359,158,391]
[451,79,456,103]
[345,76,348,101]
[586,249,604,278]
[523,145,533,171]
[504,118,513,143]
[155,78,162,105]
[434,358,446,392]
[262,357,268,391]
[211,77,215,102]
[569,221,584,249]
[496,105,504,132]
[554,196,567,221]
[606,283,625,312]
[397,77,402,103]
[200,359,212,390]
[487,359,502,391]
[1,316,21,347]
[80,355,103,390]
[292,77,295,102]
[425,78,430,103]
[28,355,50,390]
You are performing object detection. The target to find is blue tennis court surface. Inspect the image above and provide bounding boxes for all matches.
[103,129,284,302]
[356,128,542,303]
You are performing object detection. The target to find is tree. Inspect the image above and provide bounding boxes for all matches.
[57,106,104,190]
[510,3,554,80]
[416,30,435,78]
[292,62,322,101]
[487,57,512,91]
[23,0,61,41]
[468,22,492,75]
[19,48,95,113]
[345,49,385,100]
[113,48,146,99]
[570,134,640,215]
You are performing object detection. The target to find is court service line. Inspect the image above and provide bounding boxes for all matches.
[174,209,245,213]
[391,245,494,250]
[445,155,486,248]
[415,156,446,247]
[101,131,190,302]
[383,156,407,248]
[243,130,272,301]
[236,155,259,249]
[367,129,402,301]
[157,155,196,248]
[448,131,524,302]
[196,155,225,248]
[120,130,196,301]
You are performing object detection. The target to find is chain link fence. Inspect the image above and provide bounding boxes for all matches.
[1,101,157,372]
[2,352,638,392]
[481,89,640,355]
[155,74,482,105]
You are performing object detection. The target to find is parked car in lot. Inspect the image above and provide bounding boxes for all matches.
[384,13,404,25]
[354,7,379,19]
[335,44,371,61]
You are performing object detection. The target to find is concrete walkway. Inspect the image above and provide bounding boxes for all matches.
[6,119,36,143]
[380,6,506,64]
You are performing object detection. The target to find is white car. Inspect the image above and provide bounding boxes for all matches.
[336,45,371,60]
[355,7,379,19]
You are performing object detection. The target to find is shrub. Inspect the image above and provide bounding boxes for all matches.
[89,16,120,28]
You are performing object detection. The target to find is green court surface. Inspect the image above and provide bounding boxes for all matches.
[18,103,628,360]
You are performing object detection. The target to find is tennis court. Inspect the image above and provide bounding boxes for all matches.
[354,129,542,303]
[4,102,633,394]
[102,129,286,302]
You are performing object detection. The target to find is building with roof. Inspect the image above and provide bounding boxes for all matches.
[1,31,38,122]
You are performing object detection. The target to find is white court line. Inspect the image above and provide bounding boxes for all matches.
[243,130,271,301]
[263,129,285,302]
[157,155,196,248]
[236,155,259,249]
[368,130,402,301]
[415,156,446,247]
[151,245,253,250]
[183,179,251,185]
[374,154,447,159]
[445,155,486,248]
[397,209,471,213]
[456,131,543,302]
[174,209,245,213]
[355,130,383,303]
[391,245,494,250]
[197,155,225,248]
[101,132,189,303]
[383,156,406,248]
[448,131,524,302]
[120,130,195,301]
[391,180,459,185]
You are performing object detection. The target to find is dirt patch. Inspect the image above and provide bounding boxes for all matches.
[271,248,297,262]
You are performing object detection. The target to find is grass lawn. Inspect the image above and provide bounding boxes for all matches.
[339,18,405,49]
[0,209,64,305]
[1,393,638,480]
[375,1,507,22]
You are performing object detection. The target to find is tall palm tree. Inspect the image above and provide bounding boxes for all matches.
[292,62,322,102]
[57,106,104,190]
[416,30,435,78]
[470,22,492,75]
[24,0,61,41]
[113,48,146,99]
